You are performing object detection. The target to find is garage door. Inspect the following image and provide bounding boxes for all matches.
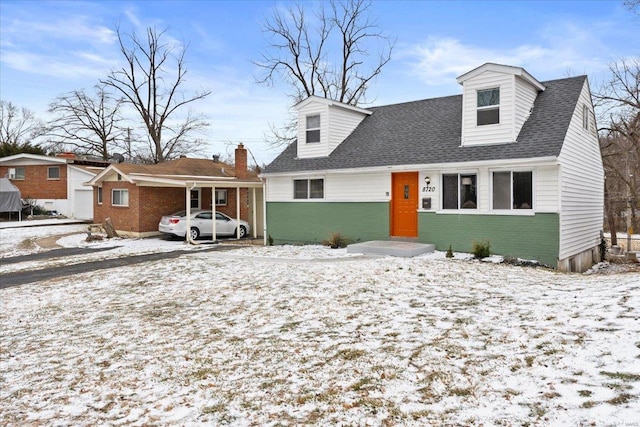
[74,190,94,220]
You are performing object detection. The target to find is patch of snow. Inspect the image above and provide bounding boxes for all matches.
[1,225,640,425]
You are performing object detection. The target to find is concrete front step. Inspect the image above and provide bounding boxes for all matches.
[347,240,435,257]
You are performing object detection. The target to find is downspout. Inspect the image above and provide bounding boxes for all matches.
[263,177,268,246]
[186,182,197,244]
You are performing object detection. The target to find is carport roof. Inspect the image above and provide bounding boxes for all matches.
[86,157,263,188]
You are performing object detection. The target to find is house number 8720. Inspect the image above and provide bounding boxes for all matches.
[422,186,436,192]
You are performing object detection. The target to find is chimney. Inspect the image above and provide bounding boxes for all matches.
[235,143,248,179]
[56,152,75,159]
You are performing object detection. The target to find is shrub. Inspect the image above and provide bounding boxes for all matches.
[472,239,491,259]
[446,245,454,258]
[322,232,351,249]
[267,235,274,246]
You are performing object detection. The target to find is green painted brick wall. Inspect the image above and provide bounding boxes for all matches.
[418,212,559,266]
[266,202,559,266]
[266,202,390,244]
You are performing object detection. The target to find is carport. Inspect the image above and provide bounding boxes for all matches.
[109,173,264,244]
[165,177,264,245]
[0,177,23,221]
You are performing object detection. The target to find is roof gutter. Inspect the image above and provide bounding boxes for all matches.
[260,156,560,177]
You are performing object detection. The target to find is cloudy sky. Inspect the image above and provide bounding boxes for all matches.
[0,0,637,165]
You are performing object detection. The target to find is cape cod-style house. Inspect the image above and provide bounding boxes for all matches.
[262,63,604,272]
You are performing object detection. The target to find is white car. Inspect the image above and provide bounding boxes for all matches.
[159,209,250,240]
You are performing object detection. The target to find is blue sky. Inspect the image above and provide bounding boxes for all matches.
[0,0,637,165]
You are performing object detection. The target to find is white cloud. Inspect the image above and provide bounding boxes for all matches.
[404,16,628,89]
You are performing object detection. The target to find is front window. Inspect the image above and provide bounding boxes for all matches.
[47,166,60,180]
[492,171,532,210]
[294,178,324,199]
[442,174,477,210]
[306,114,320,143]
[477,87,500,125]
[190,189,200,209]
[12,167,25,180]
[112,189,129,207]
[97,187,103,204]
[215,189,227,206]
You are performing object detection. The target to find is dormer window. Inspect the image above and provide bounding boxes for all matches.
[477,88,500,125]
[306,115,320,143]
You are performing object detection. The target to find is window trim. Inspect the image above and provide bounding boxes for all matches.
[215,189,228,206]
[293,178,325,200]
[47,166,60,180]
[12,167,25,180]
[190,188,201,209]
[477,87,500,126]
[441,173,478,211]
[306,114,321,144]
[97,186,103,205]
[491,170,534,212]
[111,188,129,207]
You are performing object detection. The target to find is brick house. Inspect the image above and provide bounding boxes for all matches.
[86,144,264,238]
[0,153,110,219]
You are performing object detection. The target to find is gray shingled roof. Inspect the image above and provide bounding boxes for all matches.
[264,76,587,174]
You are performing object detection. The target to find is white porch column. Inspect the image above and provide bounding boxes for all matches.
[211,186,217,242]
[251,187,257,238]
[185,184,193,244]
[236,186,241,240]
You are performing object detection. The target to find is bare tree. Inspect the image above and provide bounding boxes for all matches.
[625,0,639,15]
[102,26,211,163]
[47,85,126,160]
[255,0,394,145]
[595,58,640,243]
[0,100,46,156]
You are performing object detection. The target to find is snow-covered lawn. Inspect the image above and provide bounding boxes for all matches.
[1,224,639,426]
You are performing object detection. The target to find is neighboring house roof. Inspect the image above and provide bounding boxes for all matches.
[264,75,587,174]
[0,153,112,167]
[88,157,261,187]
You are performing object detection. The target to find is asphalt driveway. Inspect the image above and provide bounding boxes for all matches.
[0,245,237,289]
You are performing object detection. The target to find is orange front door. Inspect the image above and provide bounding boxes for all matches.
[391,172,418,237]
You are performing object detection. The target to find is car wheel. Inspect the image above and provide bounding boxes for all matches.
[236,225,247,238]
[189,227,200,240]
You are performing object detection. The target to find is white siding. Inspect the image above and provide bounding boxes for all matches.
[514,76,539,140]
[266,173,389,202]
[461,71,515,146]
[326,173,390,202]
[557,79,604,260]
[419,171,440,210]
[418,164,558,214]
[296,100,368,159]
[535,165,559,213]
[297,102,327,159]
[265,176,295,201]
[327,106,367,154]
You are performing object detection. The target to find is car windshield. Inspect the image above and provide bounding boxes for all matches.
[170,210,188,217]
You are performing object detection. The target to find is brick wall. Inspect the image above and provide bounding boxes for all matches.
[93,184,250,234]
[0,164,67,199]
[138,187,185,232]
[217,188,249,221]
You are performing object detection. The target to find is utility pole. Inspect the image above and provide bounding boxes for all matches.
[627,158,633,254]
[126,127,131,160]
